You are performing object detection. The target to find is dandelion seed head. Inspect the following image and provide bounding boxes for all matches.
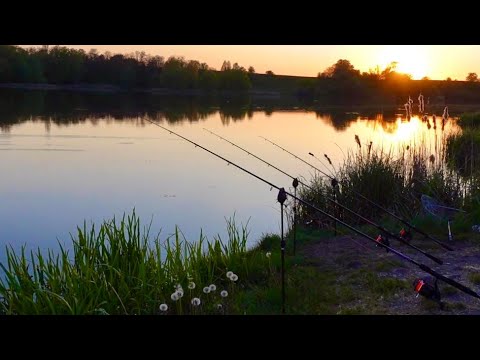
[176,289,184,298]
[191,298,201,306]
[266,252,272,258]
[203,286,211,294]
[209,284,217,291]
[231,274,238,282]
[188,282,196,290]
[220,290,228,298]
[226,271,234,279]
[171,292,179,301]
[159,303,168,312]
[217,304,223,310]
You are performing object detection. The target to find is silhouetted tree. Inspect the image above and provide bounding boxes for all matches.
[320,59,360,80]
[221,60,231,71]
[248,66,255,73]
[380,61,398,80]
[466,72,478,82]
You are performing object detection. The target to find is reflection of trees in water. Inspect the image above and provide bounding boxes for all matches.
[315,108,400,132]
[1,90,462,134]
[0,90,253,132]
[1,90,316,131]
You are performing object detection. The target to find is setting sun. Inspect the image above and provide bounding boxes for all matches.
[376,45,430,80]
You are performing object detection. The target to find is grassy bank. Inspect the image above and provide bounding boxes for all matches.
[3,208,477,315]
[0,211,273,315]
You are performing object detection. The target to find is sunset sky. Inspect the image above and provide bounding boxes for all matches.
[44,45,480,80]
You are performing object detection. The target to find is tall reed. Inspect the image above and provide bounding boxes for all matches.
[298,134,466,227]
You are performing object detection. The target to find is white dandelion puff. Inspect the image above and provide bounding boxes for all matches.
[188,282,196,290]
[191,298,201,306]
[220,290,228,298]
[266,252,272,258]
[176,289,184,298]
[175,284,183,291]
[217,304,223,310]
[171,292,179,301]
[226,271,234,279]
[203,286,211,294]
[159,303,168,312]
[231,274,238,282]
[209,284,217,292]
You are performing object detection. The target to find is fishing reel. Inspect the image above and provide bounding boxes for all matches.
[375,234,390,252]
[399,228,413,243]
[413,277,445,310]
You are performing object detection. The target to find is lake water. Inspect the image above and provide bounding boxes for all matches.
[0,90,463,263]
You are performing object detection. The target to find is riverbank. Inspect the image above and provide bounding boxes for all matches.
[0,83,284,98]
[1,210,479,315]
[296,229,480,314]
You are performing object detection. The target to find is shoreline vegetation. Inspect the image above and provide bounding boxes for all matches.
[3,45,480,104]
[0,83,284,98]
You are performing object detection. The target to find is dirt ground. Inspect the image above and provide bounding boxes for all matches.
[301,234,480,314]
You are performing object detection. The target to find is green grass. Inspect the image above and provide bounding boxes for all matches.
[374,260,404,272]
[420,298,442,311]
[0,210,270,315]
[457,112,480,129]
[363,272,409,296]
[449,302,467,310]
[468,273,480,285]
[442,285,459,296]
[446,128,480,177]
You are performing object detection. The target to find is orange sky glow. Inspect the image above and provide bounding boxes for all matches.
[21,45,480,80]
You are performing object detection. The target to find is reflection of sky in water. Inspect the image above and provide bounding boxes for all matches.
[0,109,461,265]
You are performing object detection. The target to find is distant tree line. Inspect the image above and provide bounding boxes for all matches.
[0,45,251,91]
[2,46,480,104]
[294,59,480,104]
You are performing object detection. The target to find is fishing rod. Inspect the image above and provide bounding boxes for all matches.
[203,128,311,189]
[309,152,456,252]
[145,118,480,301]
[260,136,454,252]
[205,128,443,265]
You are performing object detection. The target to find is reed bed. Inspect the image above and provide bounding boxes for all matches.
[298,133,468,227]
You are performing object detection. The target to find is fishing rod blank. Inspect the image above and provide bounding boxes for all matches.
[260,136,453,252]
[203,128,312,190]
[206,129,442,264]
[145,118,480,301]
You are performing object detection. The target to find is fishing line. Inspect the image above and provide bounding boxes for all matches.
[260,136,454,251]
[144,118,480,300]
[205,129,442,264]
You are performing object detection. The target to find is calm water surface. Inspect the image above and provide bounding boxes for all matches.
[0,90,463,264]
